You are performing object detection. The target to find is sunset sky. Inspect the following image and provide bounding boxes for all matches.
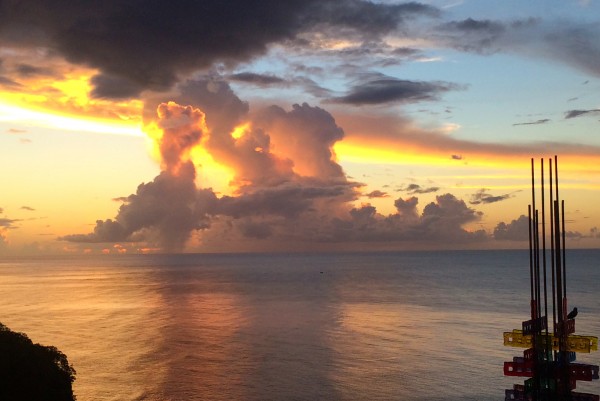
[1,0,600,255]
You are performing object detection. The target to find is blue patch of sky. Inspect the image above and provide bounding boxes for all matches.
[382,49,600,145]
[438,0,600,22]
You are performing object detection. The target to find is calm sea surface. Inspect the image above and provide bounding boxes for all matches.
[1,250,599,401]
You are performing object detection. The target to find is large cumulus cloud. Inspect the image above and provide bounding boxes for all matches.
[62,78,489,252]
[61,102,219,252]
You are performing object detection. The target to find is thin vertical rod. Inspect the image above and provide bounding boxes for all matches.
[554,156,563,325]
[549,158,556,332]
[531,158,538,320]
[528,205,535,313]
[535,210,541,320]
[554,200,563,324]
[541,159,549,342]
[554,155,559,207]
[562,199,567,304]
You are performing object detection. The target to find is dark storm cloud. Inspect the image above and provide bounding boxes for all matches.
[513,119,550,126]
[89,73,147,99]
[0,0,440,98]
[565,109,600,119]
[15,63,55,78]
[328,74,461,105]
[493,215,529,241]
[469,189,512,205]
[400,183,440,194]
[314,1,439,35]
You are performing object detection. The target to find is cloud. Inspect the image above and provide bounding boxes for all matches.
[435,18,600,78]
[451,154,463,160]
[334,111,600,167]
[493,215,529,241]
[20,206,35,211]
[62,101,220,251]
[63,77,492,251]
[469,188,513,205]
[89,73,147,99]
[328,73,462,105]
[64,85,361,251]
[6,128,27,134]
[513,118,550,126]
[229,72,287,86]
[61,162,220,252]
[0,1,440,97]
[564,109,600,119]
[228,72,333,98]
[365,190,389,199]
[0,218,20,229]
[565,230,584,240]
[400,183,440,194]
[327,193,485,243]
[15,63,55,78]
[153,101,208,173]
[218,182,356,220]
[0,75,22,88]
[436,18,507,53]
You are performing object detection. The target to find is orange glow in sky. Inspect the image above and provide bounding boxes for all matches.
[0,101,143,137]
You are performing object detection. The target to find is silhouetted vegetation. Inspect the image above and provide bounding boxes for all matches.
[0,322,76,401]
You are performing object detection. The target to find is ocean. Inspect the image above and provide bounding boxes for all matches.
[1,250,599,401]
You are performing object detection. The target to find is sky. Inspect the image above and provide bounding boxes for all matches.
[1,0,600,255]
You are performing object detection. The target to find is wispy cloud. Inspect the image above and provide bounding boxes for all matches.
[565,109,600,119]
[365,190,389,199]
[469,189,513,205]
[399,183,440,194]
[0,218,20,229]
[327,73,462,106]
[228,72,287,86]
[513,118,550,126]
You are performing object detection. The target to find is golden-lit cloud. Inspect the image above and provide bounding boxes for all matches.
[334,112,600,178]
[0,47,143,133]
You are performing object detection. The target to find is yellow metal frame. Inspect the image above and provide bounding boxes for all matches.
[503,329,598,353]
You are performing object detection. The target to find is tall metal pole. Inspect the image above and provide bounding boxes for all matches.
[549,158,556,333]
[528,204,535,316]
